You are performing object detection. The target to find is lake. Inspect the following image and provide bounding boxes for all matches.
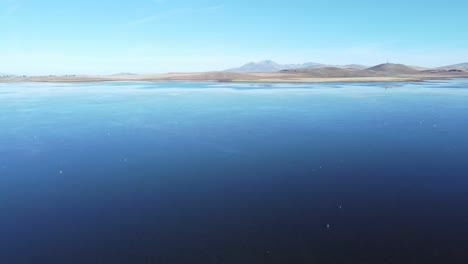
[1,80,468,263]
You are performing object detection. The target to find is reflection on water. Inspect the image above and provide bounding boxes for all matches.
[1,79,468,263]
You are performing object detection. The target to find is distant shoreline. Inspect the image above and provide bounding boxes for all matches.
[1,74,467,84]
[3,63,468,84]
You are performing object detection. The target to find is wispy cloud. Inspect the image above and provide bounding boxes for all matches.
[126,5,223,27]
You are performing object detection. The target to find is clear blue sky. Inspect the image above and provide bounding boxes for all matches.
[1,0,467,75]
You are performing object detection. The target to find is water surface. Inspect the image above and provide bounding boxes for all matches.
[1,80,468,263]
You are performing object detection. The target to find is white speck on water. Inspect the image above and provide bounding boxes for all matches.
[59,170,63,174]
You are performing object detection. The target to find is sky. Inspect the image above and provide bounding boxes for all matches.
[1,0,467,75]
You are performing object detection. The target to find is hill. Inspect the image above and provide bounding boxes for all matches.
[226,60,323,72]
[366,63,422,75]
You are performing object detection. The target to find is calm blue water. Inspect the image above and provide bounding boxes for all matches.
[1,80,468,263]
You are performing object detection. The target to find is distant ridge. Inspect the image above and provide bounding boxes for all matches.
[438,62,468,71]
[163,72,256,81]
[291,64,369,71]
[111,72,139,76]
[339,64,369,70]
[282,67,374,77]
[0,73,15,77]
[226,60,323,72]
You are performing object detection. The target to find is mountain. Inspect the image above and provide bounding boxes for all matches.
[226,60,323,72]
[366,63,422,75]
[438,63,468,71]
